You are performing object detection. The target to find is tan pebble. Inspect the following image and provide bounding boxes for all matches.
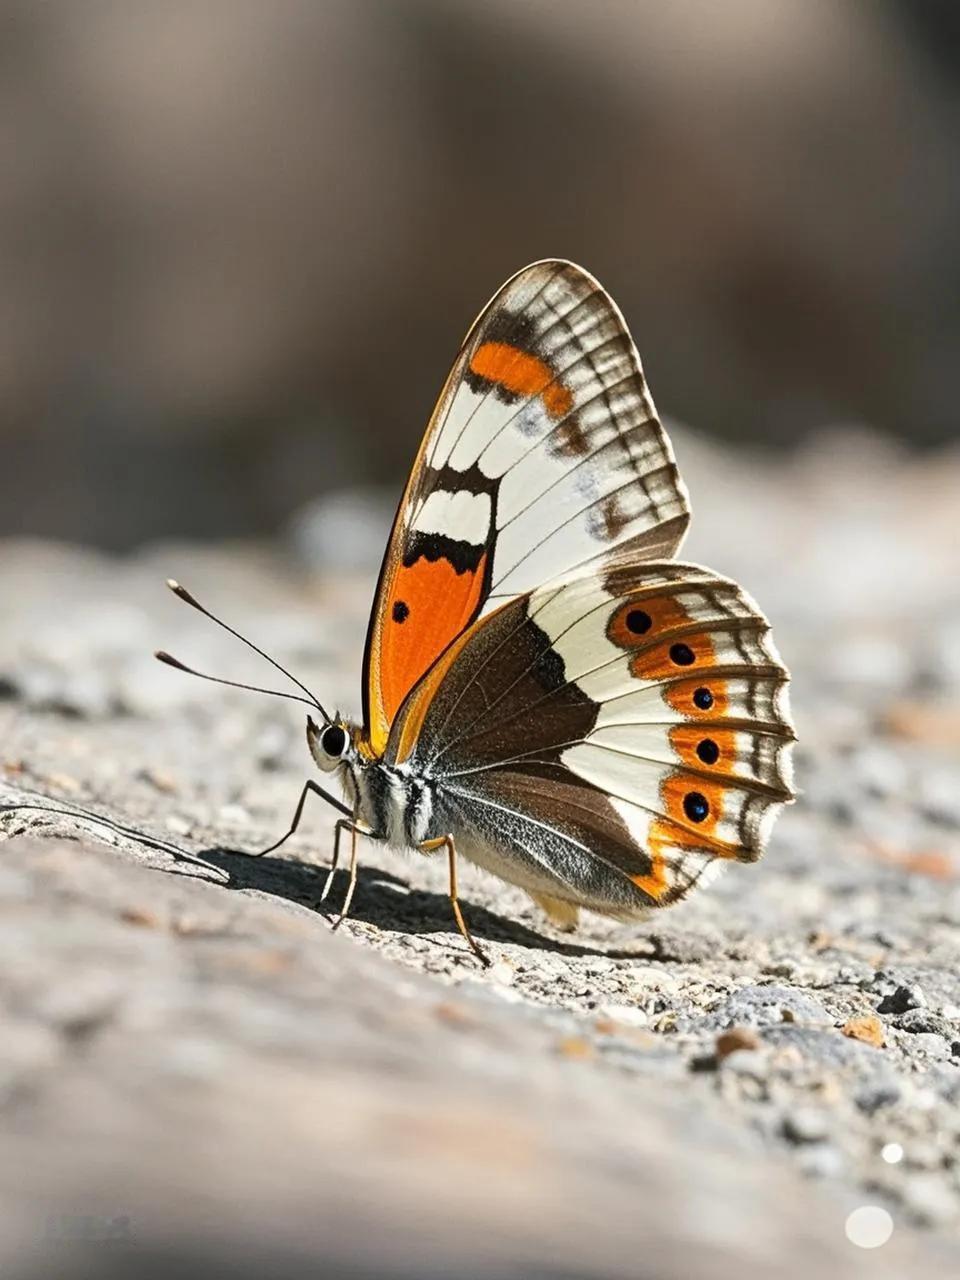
[137,767,178,795]
[716,1026,761,1059]
[842,1014,885,1048]
[119,905,160,928]
[243,949,293,974]
[434,1001,476,1029]
[556,1035,596,1061]
[45,772,80,794]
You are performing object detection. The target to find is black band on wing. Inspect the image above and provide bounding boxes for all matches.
[402,531,486,575]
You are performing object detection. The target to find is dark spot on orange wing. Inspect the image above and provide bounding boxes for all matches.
[631,634,715,681]
[379,551,488,728]
[670,725,737,770]
[469,342,573,419]
[625,608,652,635]
[392,600,409,623]
[606,594,693,650]
[665,677,730,719]
[632,765,737,901]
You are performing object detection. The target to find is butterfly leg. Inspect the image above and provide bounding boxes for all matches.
[420,835,490,968]
[329,817,362,932]
[317,816,356,905]
[246,779,353,857]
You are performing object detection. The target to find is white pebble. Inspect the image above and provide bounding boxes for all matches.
[845,1205,893,1249]
[597,1003,648,1028]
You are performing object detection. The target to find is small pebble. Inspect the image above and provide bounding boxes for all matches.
[842,1015,885,1048]
[877,984,926,1015]
[720,1049,769,1080]
[715,1026,760,1060]
[136,767,178,795]
[433,1001,476,1029]
[596,1003,649,1028]
[782,1107,830,1144]
[119,905,160,928]
[556,1036,595,1062]
[486,961,515,986]
[625,966,681,993]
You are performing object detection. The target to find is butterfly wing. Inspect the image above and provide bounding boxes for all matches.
[386,563,795,913]
[362,260,690,754]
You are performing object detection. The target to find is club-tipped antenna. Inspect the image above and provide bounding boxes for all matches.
[155,651,321,710]
[163,579,332,722]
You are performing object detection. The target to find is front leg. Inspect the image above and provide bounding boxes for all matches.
[420,834,490,968]
[320,815,370,909]
[245,779,352,857]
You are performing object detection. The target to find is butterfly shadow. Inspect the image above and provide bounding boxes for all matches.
[0,796,653,963]
[181,842,650,962]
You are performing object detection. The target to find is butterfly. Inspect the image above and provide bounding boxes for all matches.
[159,261,795,965]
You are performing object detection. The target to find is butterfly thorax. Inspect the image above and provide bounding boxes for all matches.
[344,752,435,850]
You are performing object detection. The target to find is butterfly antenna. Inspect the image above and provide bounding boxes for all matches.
[155,651,322,711]
[162,580,332,722]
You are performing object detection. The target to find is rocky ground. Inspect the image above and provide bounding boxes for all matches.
[1,429,959,1277]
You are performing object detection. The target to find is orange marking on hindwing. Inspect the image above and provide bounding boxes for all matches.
[606,594,693,649]
[605,593,718,682]
[664,677,730,719]
[379,551,488,732]
[632,773,733,902]
[469,342,573,418]
[669,725,738,772]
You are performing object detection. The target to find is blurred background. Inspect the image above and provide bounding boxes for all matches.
[3,8,960,1276]
[2,0,959,550]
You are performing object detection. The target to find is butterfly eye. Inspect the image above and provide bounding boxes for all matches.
[321,724,348,758]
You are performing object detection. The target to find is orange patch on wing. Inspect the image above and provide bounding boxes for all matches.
[604,594,719,681]
[631,766,736,902]
[606,594,693,650]
[664,677,730,720]
[629,633,716,681]
[470,342,573,418]
[669,725,738,772]
[379,551,487,732]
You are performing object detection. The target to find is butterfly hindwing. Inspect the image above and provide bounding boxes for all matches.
[386,563,794,913]
[362,261,690,754]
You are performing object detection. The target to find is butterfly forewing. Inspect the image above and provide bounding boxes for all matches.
[362,260,690,753]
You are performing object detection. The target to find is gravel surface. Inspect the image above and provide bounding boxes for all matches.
[1,430,958,1276]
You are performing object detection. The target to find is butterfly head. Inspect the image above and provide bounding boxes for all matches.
[307,713,361,775]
